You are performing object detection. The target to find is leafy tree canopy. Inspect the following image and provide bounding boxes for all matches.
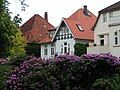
[0,0,26,58]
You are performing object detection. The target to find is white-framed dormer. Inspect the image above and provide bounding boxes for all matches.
[52,18,75,42]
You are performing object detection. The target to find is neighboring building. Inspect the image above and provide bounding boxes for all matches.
[21,6,97,58]
[20,12,56,58]
[87,1,120,57]
[52,5,96,56]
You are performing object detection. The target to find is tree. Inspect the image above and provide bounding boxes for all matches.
[0,0,26,58]
[25,41,41,57]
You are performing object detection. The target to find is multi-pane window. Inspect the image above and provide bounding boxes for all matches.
[114,31,118,45]
[109,12,113,18]
[51,44,55,55]
[56,26,73,40]
[103,13,107,22]
[100,35,104,46]
[44,45,48,55]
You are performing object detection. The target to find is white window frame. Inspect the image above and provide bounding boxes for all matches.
[100,35,104,46]
[61,44,63,54]
[114,31,118,45]
[44,45,48,55]
[51,44,55,55]
[103,13,107,22]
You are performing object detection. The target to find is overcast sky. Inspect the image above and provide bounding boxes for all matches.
[8,0,120,27]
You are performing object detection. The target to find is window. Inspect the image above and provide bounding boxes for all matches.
[57,35,60,40]
[64,47,67,53]
[114,31,118,45]
[68,43,70,54]
[67,29,69,34]
[100,35,104,46]
[103,13,107,22]
[51,48,54,55]
[44,45,48,55]
[64,42,67,45]
[109,12,113,18]
[51,44,54,55]
[76,24,84,31]
[50,32,54,37]
[61,44,63,54]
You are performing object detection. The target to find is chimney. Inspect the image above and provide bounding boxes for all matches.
[44,12,48,21]
[83,5,88,16]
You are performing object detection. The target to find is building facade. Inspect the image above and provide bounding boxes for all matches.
[43,6,96,58]
[21,6,97,58]
[87,1,120,57]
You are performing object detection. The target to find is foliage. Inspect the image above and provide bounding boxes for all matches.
[74,43,88,57]
[6,54,120,90]
[25,41,41,57]
[0,58,12,89]
[19,0,28,11]
[0,0,26,58]
[93,74,120,90]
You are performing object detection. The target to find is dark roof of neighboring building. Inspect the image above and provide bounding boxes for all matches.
[99,1,120,14]
[64,8,97,40]
[20,14,55,43]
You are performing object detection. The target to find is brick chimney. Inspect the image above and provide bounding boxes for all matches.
[44,12,48,21]
[83,5,88,16]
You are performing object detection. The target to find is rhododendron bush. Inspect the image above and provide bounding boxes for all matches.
[5,54,120,89]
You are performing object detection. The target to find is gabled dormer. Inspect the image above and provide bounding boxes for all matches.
[53,19,73,41]
[48,28,56,38]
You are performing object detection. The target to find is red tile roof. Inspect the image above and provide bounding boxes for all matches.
[64,8,97,40]
[20,14,55,43]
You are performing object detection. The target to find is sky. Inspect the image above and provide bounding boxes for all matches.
[8,0,120,27]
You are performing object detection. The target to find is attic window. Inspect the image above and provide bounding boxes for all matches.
[76,24,84,31]
[43,24,47,27]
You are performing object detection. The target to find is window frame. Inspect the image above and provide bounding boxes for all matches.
[44,45,48,55]
[103,13,107,22]
[100,35,104,46]
[76,24,84,31]
[109,12,113,18]
[114,31,118,45]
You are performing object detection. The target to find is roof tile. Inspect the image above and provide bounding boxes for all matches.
[64,9,97,40]
[20,14,55,43]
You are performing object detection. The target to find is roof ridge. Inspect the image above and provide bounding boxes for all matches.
[99,1,120,13]
[68,8,84,20]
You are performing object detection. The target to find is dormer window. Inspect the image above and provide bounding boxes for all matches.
[49,31,55,37]
[43,24,47,28]
[76,24,84,31]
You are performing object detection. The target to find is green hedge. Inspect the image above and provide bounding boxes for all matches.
[74,43,88,57]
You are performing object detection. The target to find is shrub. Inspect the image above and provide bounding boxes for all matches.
[25,41,41,57]
[93,74,120,90]
[0,58,12,89]
[74,43,88,57]
[6,54,120,90]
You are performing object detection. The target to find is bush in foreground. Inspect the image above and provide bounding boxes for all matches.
[6,54,120,90]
